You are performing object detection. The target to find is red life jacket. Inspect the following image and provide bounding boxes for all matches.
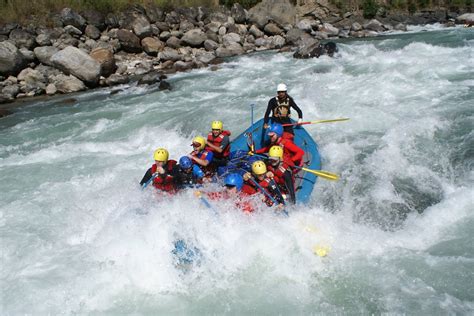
[151,160,177,192]
[268,161,293,187]
[206,130,231,158]
[190,150,214,177]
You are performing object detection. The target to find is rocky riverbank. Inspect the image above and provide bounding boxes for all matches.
[1,0,473,114]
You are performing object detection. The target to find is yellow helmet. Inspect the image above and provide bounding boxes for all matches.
[192,136,206,151]
[252,160,267,175]
[211,120,223,130]
[269,145,283,159]
[153,148,169,162]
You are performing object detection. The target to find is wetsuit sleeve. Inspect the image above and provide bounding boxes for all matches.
[263,98,275,125]
[205,151,214,163]
[140,167,153,185]
[192,165,205,179]
[289,96,303,119]
[220,135,230,150]
[283,170,296,204]
[285,141,304,164]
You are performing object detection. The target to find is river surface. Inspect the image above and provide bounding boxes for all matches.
[1,26,473,314]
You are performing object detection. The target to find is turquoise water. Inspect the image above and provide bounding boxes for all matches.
[1,26,473,314]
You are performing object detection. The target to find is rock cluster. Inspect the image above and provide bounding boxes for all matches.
[0,0,469,105]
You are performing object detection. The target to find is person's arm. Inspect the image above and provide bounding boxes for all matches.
[285,141,304,164]
[283,170,296,204]
[263,98,275,127]
[192,164,205,179]
[139,167,153,185]
[289,96,303,120]
[207,136,229,153]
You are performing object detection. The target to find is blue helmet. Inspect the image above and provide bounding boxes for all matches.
[268,123,283,137]
[224,173,243,191]
[179,156,193,170]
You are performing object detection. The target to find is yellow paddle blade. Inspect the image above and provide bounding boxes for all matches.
[310,118,350,124]
[301,167,339,181]
[313,245,330,257]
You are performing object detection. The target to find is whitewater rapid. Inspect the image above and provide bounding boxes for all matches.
[1,26,473,314]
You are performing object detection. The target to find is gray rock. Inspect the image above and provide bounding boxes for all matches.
[82,10,106,31]
[0,41,28,76]
[255,37,270,48]
[105,13,120,28]
[105,73,129,86]
[137,72,157,85]
[363,19,384,33]
[248,0,296,29]
[166,36,181,49]
[286,28,306,45]
[159,31,171,41]
[158,47,181,61]
[195,50,215,64]
[264,23,283,36]
[218,26,227,36]
[249,25,264,38]
[351,22,362,32]
[45,83,57,95]
[179,20,195,33]
[215,46,233,58]
[223,33,241,46]
[205,22,221,34]
[17,67,46,84]
[53,33,79,49]
[141,37,164,56]
[181,29,207,47]
[145,5,164,23]
[226,42,244,55]
[456,13,474,24]
[155,22,170,32]
[19,48,35,62]
[34,46,59,66]
[9,29,36,50]
[2,84,20,99]
[320,23,339,36]
[132,14,152,38]
[64,25,82,36]
[394,23,407,31]
[36,33,52,46]
[0,23,18,36]
[271,35,286,48]
[61,8,86,31]
[85,25,101,40]
[231,3,247,24]
[204,39,218,51]
[51,46,101,86]
[117,29,142,53]
[52,74,86,93]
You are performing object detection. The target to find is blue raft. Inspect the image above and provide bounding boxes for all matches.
[230,118,321,204]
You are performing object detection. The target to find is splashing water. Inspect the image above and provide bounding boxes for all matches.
[1,26,473,313]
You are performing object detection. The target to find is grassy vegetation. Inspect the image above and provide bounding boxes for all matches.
[0,0,220,24]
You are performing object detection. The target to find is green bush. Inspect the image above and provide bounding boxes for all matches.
[362,0,379,18]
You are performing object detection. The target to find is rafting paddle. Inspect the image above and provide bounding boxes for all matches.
[282,118,349,127]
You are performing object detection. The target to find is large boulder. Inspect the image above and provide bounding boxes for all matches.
[456,13,474,25]
[34,46,59,66]
[81,10,106,31]
[131,14,152,38]
[117,29,142,53]
[50,46,101,86]
[0,41,28,76]
[181,29,207,47]
[158,47,181,61]
[51,74,86,93]
[89,47,116,77]
[248,0,296,29]
[60,8,86,31]
[9,29,36,50]
[141,37,164,56]
[231,3,247,24]
[85,25,101,40]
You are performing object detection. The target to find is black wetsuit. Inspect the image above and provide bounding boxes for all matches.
[263,94,303,134]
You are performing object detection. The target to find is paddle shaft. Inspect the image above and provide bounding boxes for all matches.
[282,118,350,127]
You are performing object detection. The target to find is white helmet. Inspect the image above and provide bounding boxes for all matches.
[277,83,287,92]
